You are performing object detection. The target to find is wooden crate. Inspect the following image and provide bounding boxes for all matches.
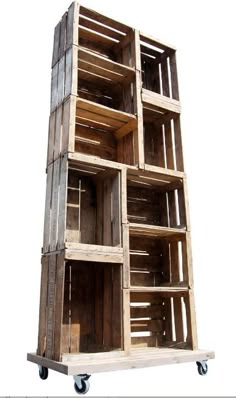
[43,155,123,254]
[28,2,214,390]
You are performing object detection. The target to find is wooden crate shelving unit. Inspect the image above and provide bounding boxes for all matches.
[27,2,214,394]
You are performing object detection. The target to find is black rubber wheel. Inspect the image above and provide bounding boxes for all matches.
[39,366,48,380]
[196,361,208,376]
[74,379,90,395]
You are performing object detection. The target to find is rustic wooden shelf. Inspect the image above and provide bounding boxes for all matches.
[29,2,214,394]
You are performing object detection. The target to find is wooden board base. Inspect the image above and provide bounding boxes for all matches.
[27,347,214,376]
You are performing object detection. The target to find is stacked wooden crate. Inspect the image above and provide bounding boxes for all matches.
[28,1,214,382]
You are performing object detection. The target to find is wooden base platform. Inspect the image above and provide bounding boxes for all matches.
[27,348,214,376]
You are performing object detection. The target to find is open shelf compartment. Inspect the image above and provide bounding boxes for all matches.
[127,169,186,229]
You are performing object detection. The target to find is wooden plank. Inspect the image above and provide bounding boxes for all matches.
[173,297,184,342]
[112,266,122,348]
[169,51,179,100]
[54,105,62,160]
[43,163,53,253]
[123,289,131,353]
[37,256,49,356]
[68,152,127,170]
[79,26,117,50]
[94,265,103,347]
[59,12,67,59]
[130,286,188,293]
[80,5,131,34]
[129,223,186,238]
[114,118,137,140]
[184,291,198,350]
[144,163,185,179]
[57,156,68,249]
[164,120,175,169]
[140,32,176,52]
[168,191,177,227]
[131,319,163,333]
[53,254,65,361]
[161,58,170,97]
[77,97,135,123]
[111,172,121,246]
[103,178,112,246]
[78,47,135,79]
[173,116,184,171]
[47,112,55,166]
[66,2,80,49]
[142,90,181,114]
[121,168,127,224]
[122,224,130,288]
[65,48,73,98]
[131,336,158,347]
[52,22,60,67]
[45,255,56,359]
[132,30,144,168]
[103,267,112,348]
[57,56,65,105]
[181,177,190,229]
[27,349,215,375]
[130,304,163,319]
[50,63,58,112]
[61,263,70,354]
[50,159,60,251]
[70,263,80,352]
[79,15,125,41]
[62,96,76,155]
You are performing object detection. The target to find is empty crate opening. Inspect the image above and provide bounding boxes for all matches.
[66,165,121,246]
[77,49,135,113]
[144,111,183,171]
[75,100,136,165]
[130,236,187,287]
[130,292,190,348]
[62,261,122,353]
[79,6,134,66]
[127,175,186,228]
[140,38,179,100]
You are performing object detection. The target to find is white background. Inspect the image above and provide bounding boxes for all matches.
[0,0,235,395]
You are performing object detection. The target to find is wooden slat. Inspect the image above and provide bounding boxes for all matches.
[57,156,68,249]
[80,5,131,34]
[130,286,188,294]
[52,22,60,67]
[79,15,125,41]
[140,33,176,52]
[66,2,79,49]
[78,47,135,80]
[45,255,56,359]
[61,263,70,354]
[103,267,112,347]
[114,118,137,140]
[59,12,67,60]
[129,223,186,238]
[173,116,184,171]
[37,256,49,356]
[142,90,181,114]
[79,26,117,50]
[131,336,158,347]
[43,163,53,253]
[111,172,121,246]
[57,57,65,105]
[112,266,122,348]
[169,51,179,100]
[77,97,135,123]
[130,304,163,319]
[53,254,65,361]
[54,106,62,160]
[50,159,60,251]
[47,112,55,166]
[132,30,144,168]
[131,319,163,333]
[164,120,175,169]
[161,58,170,97]
[184,291,198,350]
[123,289,131,352]
[50,64,58,111]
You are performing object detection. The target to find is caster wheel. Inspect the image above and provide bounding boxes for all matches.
[196,361,208,376]
[74,379,90,395]
[39,366,48,380]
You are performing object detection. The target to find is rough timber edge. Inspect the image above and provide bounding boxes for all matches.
[27,349,214,376]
